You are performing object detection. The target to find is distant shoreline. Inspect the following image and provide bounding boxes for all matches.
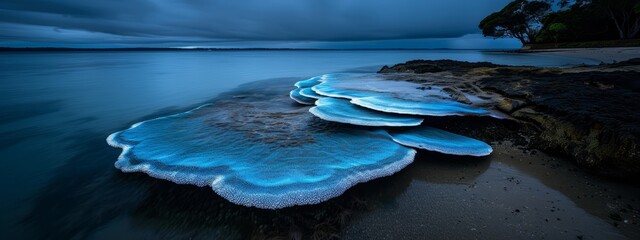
[483,46,640,63]
[4,45,637,64]
[0,47,512,52]
[515,47,640,64]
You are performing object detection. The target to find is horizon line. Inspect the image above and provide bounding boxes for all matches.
[0,46,520,52]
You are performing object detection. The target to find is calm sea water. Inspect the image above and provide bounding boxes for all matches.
[0,50,605,239]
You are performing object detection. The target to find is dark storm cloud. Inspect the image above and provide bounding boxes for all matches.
[0,0,511,46]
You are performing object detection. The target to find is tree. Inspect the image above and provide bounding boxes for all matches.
[557,0,640,39]
[479,0,552,45]
[547,23,568,46]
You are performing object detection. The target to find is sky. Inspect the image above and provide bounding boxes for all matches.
[0,0,520,49]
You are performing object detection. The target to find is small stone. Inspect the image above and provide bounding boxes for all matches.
[497,98,527,113]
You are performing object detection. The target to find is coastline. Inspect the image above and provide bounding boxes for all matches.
[379,58,640,179]
[94,75,640,239]
[512,47,640,64]
[5,49,639,239]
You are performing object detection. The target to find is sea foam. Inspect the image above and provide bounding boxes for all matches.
[108,74,496,209]
[108,81,416,209]
[289,88,316,105]
[312,73,495,117]
[309,97,423,127]
[387,127,493,156]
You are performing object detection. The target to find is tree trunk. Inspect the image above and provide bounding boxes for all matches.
[511,31,527,45]
[608,7,626,39]
[628,18,640,39]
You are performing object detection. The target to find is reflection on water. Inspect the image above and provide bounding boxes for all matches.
[0,50,622,239]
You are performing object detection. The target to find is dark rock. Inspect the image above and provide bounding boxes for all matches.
[378,59,499,74]
[442,87,472,104]
[378,58,640,179]
[497,98,528,113]
[379,65,391,73]
[479,69,640,177]
[607,58,640,68]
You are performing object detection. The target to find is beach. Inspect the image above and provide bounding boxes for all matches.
[367,55,640,238]
[522,47,640,64]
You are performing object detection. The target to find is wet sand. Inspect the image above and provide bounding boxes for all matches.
[80,140,640,239]
[344,143,640,239]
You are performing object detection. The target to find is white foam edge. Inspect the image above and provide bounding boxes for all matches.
[298,88,324,99]
[309,105,423,127]
[389,133,493,157]
[310,84,357,100]
[212,148,416,209]
[312,85,470,117]
[350,97,469,117]
[107,102,416,209]
[109,125,416,208]
[106,102,215,177]
[289,89,315,105]
[313,80,505,119]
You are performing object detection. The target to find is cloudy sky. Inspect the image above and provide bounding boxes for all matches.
[0,0,520,49]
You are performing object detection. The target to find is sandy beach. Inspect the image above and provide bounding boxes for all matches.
[372,57,640,238]
[523,47,640,64]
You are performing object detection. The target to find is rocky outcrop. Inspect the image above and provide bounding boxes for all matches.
[379,60,499,74]
[379,59,640,178]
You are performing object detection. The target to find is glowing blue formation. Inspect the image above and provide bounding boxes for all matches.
[310,98,423,127]
[388,127,493,156]
[305,73,493,156]
[108,73,496,210]
[312,77,372,99]
[289,88,315,105]
[299,87,324,99]
[312,73,493,117]
[294,76,322,88]
[351,96,489,116]
[290,77,325,104]
[311,73,443,100]
[108,84,416,209]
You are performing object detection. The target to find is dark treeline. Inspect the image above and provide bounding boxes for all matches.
[479,0,640,46]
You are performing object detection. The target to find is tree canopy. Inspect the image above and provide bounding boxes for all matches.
[481,0,640,46]
[479,0,552,45]
[560,0,640,39]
